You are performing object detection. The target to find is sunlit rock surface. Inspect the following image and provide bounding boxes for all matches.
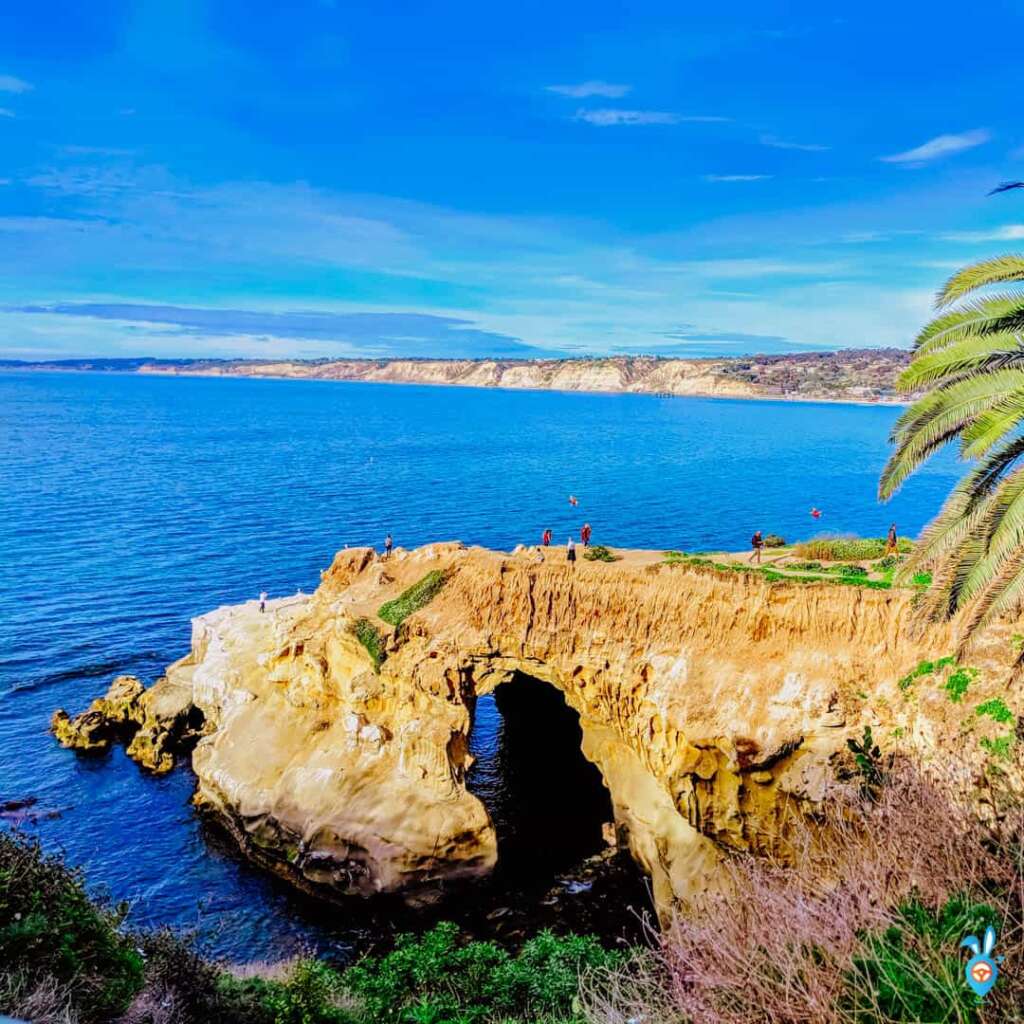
[53,543,1023,917]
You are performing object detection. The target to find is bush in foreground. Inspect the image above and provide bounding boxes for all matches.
[0,829,621,1024]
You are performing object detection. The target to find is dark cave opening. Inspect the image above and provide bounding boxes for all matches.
[466,671,614,885]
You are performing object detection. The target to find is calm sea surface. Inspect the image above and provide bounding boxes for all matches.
[0,371,960,961]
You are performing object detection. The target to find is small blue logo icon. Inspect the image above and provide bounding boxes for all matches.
[961,925,1001,999]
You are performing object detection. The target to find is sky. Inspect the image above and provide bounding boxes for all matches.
[2,0,1024,361]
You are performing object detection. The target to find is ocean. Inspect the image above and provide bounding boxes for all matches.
[0,370,960,962]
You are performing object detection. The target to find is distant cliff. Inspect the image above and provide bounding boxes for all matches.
[5,349,913,403]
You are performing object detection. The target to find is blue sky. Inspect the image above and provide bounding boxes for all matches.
[2,0,1024,360]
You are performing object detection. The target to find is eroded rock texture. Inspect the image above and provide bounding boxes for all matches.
[51,544,1023,918]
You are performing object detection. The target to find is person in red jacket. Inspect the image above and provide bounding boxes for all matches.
[581,523,592,547]
[542,528,552,546]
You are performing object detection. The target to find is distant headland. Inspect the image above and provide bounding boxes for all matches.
[1,348,914,404]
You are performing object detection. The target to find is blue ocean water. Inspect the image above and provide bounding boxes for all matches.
[0,371,960,961]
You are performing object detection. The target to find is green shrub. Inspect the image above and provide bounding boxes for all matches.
[845,894,999,1022]
[897,657,955,692]
[980,734,1015,762]
[976,698,1014,725]
[0,831,144,1022]
[942,666,977,704]
[795,536,913,562]
[341,921,623,1023]
[583,545,620,562]
[788,560,822,571]
[845,726,891,800]
[378,570,447,627]
[762,534,786,548]
[351,617,386,671]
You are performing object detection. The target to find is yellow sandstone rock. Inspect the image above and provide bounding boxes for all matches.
[52,543,1024,918]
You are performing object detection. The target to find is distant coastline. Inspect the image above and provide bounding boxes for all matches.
[0,349,914,406]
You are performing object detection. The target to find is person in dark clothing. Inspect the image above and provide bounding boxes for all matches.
[259,590,267,613]
[384,533,393,560]
[749,531,764,565]
[567,537,577,565]
[885,523,898,556]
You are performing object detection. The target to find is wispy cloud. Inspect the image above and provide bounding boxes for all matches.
[575,109,727,127]
[546,80,631,99]
[760,133,829,152]
[940,223,1024,242]
[0,74,32,94]
[0,108,15,119]
[880,128,991,165]
[703,173,771,182]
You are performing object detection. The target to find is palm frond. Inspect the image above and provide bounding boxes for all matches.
[914,295,1024,353]
[880,370,1024,498]
[938,255,1024,308]
[898,334,1024,391]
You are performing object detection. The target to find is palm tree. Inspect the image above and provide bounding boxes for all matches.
[880,251,1024,645]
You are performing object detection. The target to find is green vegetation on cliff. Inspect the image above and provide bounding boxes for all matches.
[378,570,447,627]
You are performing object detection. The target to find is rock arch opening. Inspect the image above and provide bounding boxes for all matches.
[466,671,614,885]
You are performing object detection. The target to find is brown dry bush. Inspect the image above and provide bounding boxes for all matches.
[582,760,1024,1024]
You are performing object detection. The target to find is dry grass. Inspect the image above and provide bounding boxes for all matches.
[581,760,1024,1024]
[0,971,79,1024]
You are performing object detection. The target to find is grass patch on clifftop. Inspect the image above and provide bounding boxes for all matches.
[351,617,386,671]
[583,545,620,562]
[378,569,446,627]
[795,535,913,561]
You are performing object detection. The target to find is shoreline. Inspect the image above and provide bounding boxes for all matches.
[2,363,910,409]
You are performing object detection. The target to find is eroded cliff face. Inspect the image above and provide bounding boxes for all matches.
[52,544,1024,918]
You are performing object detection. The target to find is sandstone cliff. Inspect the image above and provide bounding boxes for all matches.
[10,351,911,404]
[52,544,1023,919]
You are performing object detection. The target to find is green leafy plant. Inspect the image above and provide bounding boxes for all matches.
[378,570,447,628]
[351,617,386,671]
[897,656,956,692]
[980,734,1015,762]
[0,832,144,1022]
[844,894,999,1022]
[846,726,892,799]
[942,666,978,704]
[583,545,620,562]
[976,697,1014,724]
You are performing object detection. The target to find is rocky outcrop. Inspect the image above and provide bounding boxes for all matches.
[52,673,202,772]
[52,544,1023,919]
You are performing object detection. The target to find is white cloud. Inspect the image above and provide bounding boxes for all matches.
[0,108,14,119]
[575,109,727,127]
[546,81,631,99]
[760,133,829,152]
[940,223,1024,243]
[880,128,991,164]
[703,173,771,182]
[0,74,32,94]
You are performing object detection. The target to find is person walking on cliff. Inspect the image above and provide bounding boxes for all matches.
[259,590,267,613]
[581,522,592,548]
[542,528,552,547]
[567,536,577,565]
[749,530,764,565]
[885,522,899,556]
[383,533,393,560]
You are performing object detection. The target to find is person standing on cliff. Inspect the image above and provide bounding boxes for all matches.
[749,531,764,565]
[383,533,393,560]
[581,522,592,548]
[567,536,577,565]
[542,528,552,547]
[259,590,267,613]
[885,522,898,556]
